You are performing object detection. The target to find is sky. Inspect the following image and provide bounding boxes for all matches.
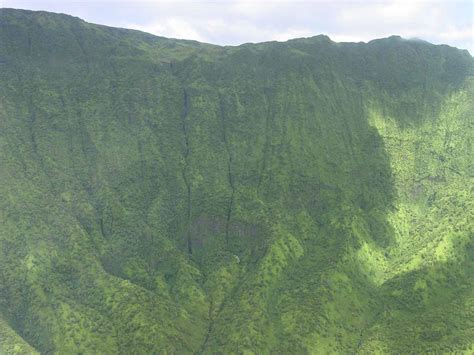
[1,0,472,53]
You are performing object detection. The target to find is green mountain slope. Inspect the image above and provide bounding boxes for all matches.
[0,9,472,354]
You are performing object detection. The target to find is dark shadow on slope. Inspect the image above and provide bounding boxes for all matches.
[370,250,473,352]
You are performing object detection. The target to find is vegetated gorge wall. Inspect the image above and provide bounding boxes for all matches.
[0,9,472,353]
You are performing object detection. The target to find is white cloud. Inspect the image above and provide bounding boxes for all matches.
[126,15,315,45]
[339,0,437,29]
[126,18,206,41]
[230,0,273,16]
[438,25,473,41]
[272,28,315,42]
[332,0,472,52]
[330,34,372,43]
[376,0,425,21]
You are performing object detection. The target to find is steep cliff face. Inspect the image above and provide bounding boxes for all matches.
[0,9,472,353]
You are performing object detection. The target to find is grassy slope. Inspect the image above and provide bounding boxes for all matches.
[0,317,38,354]
[0,9,472,353]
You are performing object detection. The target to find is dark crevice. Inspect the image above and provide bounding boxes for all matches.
[341,108,356,159]
[258,89,273,190]
[28,104,37,154]
[356,305,383,351]
[219,95,235,247]
[27,31,32,57]
[181,88,192,254]
[199,265,249,353]
[71,26,90,71]
[198,299,214,354]
[25,101,46,175]
[99,217,107,239]
[137,139,146,182]
[75,105,98,193]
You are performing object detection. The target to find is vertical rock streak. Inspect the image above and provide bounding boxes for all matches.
[219,96,235,247]
[181,88,193,254]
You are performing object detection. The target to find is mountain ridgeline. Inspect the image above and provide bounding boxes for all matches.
[0,9,472,354]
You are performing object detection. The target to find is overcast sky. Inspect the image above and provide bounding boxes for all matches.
[2,0,472,53]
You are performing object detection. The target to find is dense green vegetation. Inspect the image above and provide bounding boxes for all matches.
[0,8,472,353]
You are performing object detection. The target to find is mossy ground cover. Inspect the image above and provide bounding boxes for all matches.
[0,9,472,353]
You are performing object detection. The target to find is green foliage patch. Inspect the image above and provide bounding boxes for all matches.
[0,8,472,354]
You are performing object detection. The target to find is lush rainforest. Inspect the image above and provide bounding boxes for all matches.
[0,8,472,354]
